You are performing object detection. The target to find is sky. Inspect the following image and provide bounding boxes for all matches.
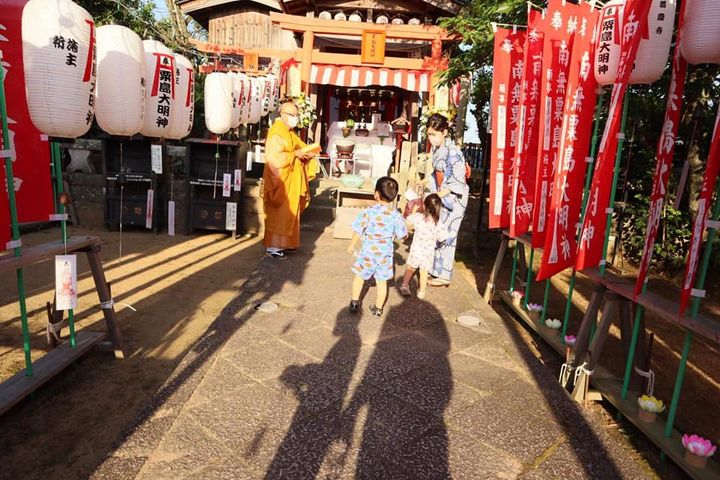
[153,1,169,19]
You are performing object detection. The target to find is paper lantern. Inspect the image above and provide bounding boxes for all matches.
[318,11,332,20]
[237,73,253,125]
[681,0,720,64]
[376,15,389,24]
[140,40,176,138]
[594,0,623,86]
[391,17,405,25]
[247,76,264,124]
[334,12,347,21]
[228,72,242,128]
[268,74,280,112]
[204,72,233,134]
[348,12,363,22]
[95,25,144,136]
[167,54,195,140]
[595,0,676,85]
[22,0,97,138]
[260,76,273,117]
[408,18,422,25]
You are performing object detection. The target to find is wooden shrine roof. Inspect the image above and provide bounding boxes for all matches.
[279,0,466,16]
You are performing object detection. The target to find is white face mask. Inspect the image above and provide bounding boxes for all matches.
[286,115,299,129]
[428,135,444,147]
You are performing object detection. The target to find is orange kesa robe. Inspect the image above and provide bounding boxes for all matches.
[262,119,315,249]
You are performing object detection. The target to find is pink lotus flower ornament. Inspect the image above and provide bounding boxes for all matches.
[527,303,543,312]
[510,290,524,299]
[564,335,576,346]
[682,434,716,457]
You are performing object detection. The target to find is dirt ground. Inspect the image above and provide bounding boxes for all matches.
[0,225,264,480]
[462,233,720,470]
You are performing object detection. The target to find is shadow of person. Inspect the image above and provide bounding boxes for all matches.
[341,299,452,478]
[264,308,362,479]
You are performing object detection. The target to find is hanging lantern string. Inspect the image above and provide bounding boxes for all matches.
[213,140,220,199]
[119,141,124,265]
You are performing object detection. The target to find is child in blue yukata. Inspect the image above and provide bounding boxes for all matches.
[347,176,407,316]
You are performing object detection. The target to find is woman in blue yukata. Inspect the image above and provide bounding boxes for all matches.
[425,113,469,287]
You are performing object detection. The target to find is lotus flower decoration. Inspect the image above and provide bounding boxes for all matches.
[545,318,561,329]
[682,434,716,457]
[637,395,665,413]
[510,290,524,299]
[564,335,576,346]
[527,303,543,312]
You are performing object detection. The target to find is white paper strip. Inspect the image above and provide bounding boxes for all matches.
[255,144,264,163]
[706,220,720,230]
[0,149,12,158]
[223,173,232,197]
[146,189,154,229]
[49,213,69,221]
[690,288,706,298]
[168,200,175,236]
[226,202,237,231]
[234,169,242,191]
[55,254,78,310]
[246,151,253,171]
[6,239,21,249]
[151,144,163,174]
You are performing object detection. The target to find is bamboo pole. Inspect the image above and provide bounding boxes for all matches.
[0,64,33,375]
[524,247,535,308]
[509,241,518,293]
[561,89,605,338]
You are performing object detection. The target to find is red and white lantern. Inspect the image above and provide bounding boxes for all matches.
[204,72,233,134]
[237,73,252,125]
[22,0,97,138]
[681,0,720,64]
[228,72,242,128]
[95,25,145,137]
[248,76,263,124]
[260,76,272,117]
[167,53,194,140]
[140,40,176,138]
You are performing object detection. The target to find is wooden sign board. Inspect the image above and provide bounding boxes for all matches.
[361,30,386,64]
[244,52,259,72]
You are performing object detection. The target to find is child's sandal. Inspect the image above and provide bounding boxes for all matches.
[369,305,383,317]
[417,290,426,300]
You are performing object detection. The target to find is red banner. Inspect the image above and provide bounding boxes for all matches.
[488,28,526,230]
[575,0,652,272]
[0,0,55,225]
[537,2,600,281]
[509,9,544,237]
[530,0,583,247]
[679,108,720,316]
[635,2,687,297]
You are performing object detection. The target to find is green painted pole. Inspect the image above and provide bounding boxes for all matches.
[562,89,605,339]
[621,304,644,400]
[0,65,33,375]
[524,247,535,308]
[52,142,76,348]
[509,242,518,293]
[662,192,720,439]
[600,93,631,276]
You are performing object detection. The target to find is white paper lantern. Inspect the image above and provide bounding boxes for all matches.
[594,0,623,86]
[376,15,389,24]
[95,25,144,137]
[167,54,195,140]
[318,11,332,20]
[22,0,96,138]
[631,0,676,84]
[408,18,422,25]
[204,72,233,134]
[681,0,720,64]
[237,73,253,125]
[287,64,302,98]
[228,72,242,128]
[268,74,280,112]
[334,12,347,21]
[140,40,176,138]
[348,12,363,22]
[391,17,405,25]
[260,76,273,117]
[247,76,264,124]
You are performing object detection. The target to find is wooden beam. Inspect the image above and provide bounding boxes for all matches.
[190,38,300,60]
[270,11,457,41]
[301,31,314,94]
[311,49,428,70]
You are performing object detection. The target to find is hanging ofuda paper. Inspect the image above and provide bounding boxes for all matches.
[234,169,242,191]
[168,200,176,236]
[146,189,154,229]
[55,255,78,310]
[223,173,232,197]
[246,151,253,171]
[226,202,237,231]
[151,144,163,174]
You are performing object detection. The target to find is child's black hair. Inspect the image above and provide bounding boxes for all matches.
[423,193,442,224]
[375,176,398,202]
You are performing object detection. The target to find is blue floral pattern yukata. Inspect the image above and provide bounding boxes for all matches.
[429,140,469,282]
[351,204,407,281]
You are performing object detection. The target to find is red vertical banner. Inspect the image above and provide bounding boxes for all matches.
[575,0,652,272]
[0,0,54,225]
[530,0,581,247]
[488,28,526,230]
[679,109,720,316]
[635,2,687,297]
[537,3,600,281]
[509,9,544,237]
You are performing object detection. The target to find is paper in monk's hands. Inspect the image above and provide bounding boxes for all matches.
[301,143,321,156]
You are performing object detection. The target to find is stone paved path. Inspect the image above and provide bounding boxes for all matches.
[93,225,656,479]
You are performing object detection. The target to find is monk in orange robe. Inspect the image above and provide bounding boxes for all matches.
[262,100,315,259]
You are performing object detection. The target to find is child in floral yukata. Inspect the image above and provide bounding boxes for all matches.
[347,177,407,316]
[399,194,448,299]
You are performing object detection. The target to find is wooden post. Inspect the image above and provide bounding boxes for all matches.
[85,245,126,359]
[572,283,605,365]
[484,236,509,302]
[301,31,314,95]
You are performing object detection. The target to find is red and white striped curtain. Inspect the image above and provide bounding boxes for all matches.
[309,64,431,92]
